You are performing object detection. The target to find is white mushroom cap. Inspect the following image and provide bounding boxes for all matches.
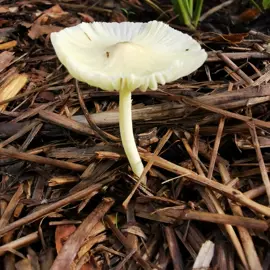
[51,21,207,92]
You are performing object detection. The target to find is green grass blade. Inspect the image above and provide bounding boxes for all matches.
[250,0,263,11]
[186,0,194,17]
[193,0,204,27]
[177,0,194,29]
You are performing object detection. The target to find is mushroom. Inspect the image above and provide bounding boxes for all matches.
[50,21,207,181]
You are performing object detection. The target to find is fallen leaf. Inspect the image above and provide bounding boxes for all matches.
[37,4,69,24]
[210,33,248,44]
[44,4,66,15]
[55,224,76,254]
[0,51,14,72]
[231,8,261,24]
[78,13,95,23]
[28,4,68,39]
[82,263,94,270]
[28,24,63,39]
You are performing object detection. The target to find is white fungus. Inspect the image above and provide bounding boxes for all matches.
[51,21,207,182]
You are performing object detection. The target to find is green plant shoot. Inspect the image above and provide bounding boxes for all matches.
[172,0,204,30]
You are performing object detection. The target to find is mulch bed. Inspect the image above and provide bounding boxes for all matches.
[0,0,270,269]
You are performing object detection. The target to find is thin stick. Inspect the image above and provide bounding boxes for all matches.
[123,129,172,209]
[0,231,39,256]
[141,208,268,231]
[249,123,270,204]
[207,52,269,62]
[75,80,118,142]
[217,52,254,85]
[104,216,153,270]
[182,138,248,268]
[114,249,137,270]
[140,153,270,216]
[244,185,266,199]
[207,117,225,179]
[0,121,39,149]
[182,96,270,129]
[200,0,234,21]
[0,147,86,172]
[164,226,184,270]
[0,184,24,228]
[219,163,262,270]
[0,183,102,237]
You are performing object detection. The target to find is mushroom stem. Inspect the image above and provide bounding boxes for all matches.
[119,90,144,180]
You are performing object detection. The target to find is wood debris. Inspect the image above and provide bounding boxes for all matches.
[0,0,270,269]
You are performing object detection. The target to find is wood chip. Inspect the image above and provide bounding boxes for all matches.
[0,51,14,72]
[0,40,17,50]
[0,73,28,111]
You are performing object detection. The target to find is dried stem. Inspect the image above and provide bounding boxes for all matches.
[164,226,184,270]
[0,184,102,237]
[219,163,262,270]
[249,123,270,204]
[123,129,172,208]
[141,153,270,216]
[0,147,86,172]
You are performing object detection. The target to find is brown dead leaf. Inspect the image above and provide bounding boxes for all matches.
[232,8,261,24]
[81,263,94,270]
[44,4,65,15]
[28,4,68,39]
[55,224,76,254]
[210,33,248,44]
[36,4,69,24]
[51,198,114,270]
[28,24,63,39]
[0,51,14,73]
[78,13,95,23]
